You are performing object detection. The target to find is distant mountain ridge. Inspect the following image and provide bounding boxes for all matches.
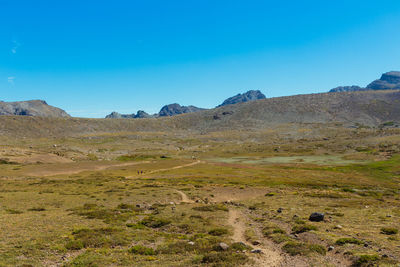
[0,100,70,118]
[217,90,266,107]
[105,90,266,119]
[106,110,153,119]
[329,71,400,92]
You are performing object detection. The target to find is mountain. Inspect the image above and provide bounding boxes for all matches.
[3,90,400,138]
[0,100,70,118]
[329,71,400,92]
[106,110,153,119]
[105,90,266,119]
[366,71,400,90]
[158,103,205,117]
[329,86,366,93]
[217,90,266,107]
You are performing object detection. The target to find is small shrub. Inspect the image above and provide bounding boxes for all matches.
[140,216,171,228]
[265,192,275,197]
[270,233,291,244]
[192,204,228,212]
[292,224,317,234]
[308,244,326,255]
[282,241,326,256]
[282,241,307,256]
[208,228,228,236]
[65,240,84,250]
[28,207,46,211]
[66,227,128,249]
[335,238,363,246]
[273,228,285,234]
[158,241,194,254]
[353,254,380,267]
[201,251,248,265]
[5,209,23,214]
[230,242,251,251]
[380,227,398,235]
[293,217,306,224]
[129,245,156,255]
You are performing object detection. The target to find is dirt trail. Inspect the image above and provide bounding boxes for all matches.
[28,161,150,177]
[176,190,195,203]
[228,209,284,267]
[143,160,201,175]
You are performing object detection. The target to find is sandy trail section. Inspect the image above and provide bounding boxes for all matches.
[176,190,194,203]
[126,160,201,178]
[228,209,284,267]
[144,160,201,175]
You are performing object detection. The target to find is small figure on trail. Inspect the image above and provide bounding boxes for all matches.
[141,171,143,174]
[137,171,140,175]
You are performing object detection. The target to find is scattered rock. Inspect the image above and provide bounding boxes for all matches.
[252,241,261,245]
[309,212,324,222]
[218,242,229,251]
[188,241,195,246]
[328,246,335,251]
[334,225,343,229]
[251,249,262,254]
[277,208,283,213]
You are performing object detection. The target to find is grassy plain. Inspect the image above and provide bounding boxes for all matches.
[0,124,399,266]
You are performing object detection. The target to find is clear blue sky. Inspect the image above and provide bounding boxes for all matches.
[2,0,400,117]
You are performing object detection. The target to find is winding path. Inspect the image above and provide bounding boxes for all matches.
[228,208,284,267]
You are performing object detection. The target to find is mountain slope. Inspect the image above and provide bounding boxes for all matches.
[1,90,399,138]
[0,100,70,118]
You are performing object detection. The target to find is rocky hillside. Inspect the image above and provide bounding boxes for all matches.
[329,86,365,93]
[217,90,266,107]
[2,90,400,138]
[106,110,153,119]
[0,100,70,118]
[366,71,400,90]
[158,103,204,117]
[105,90,266,119]
[329,71,400,92]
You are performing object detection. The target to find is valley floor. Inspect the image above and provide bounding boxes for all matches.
[0,124,399,266]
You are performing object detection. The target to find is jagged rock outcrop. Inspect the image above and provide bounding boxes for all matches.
[0,100,70,117]
[217,90,266,107]
[158,103,205,117]
[106,110,153,119]
[329,86,365,93]
[366,71,400,90]
[329,71,400,93]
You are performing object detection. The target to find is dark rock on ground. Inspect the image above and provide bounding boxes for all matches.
[309,212,324,222]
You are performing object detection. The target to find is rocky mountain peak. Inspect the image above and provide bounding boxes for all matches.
[217,90,266,107]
